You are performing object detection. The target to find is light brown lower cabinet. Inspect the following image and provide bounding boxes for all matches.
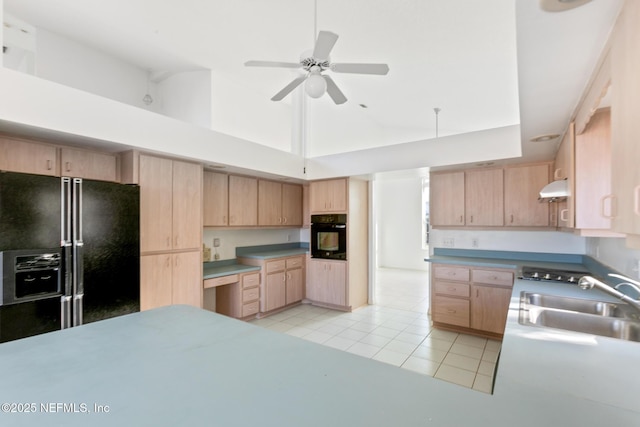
[306,260,347,307]
[212,272,260,319]
[431,263,514,338]
[238,255,304,314]
[140,251,202,311]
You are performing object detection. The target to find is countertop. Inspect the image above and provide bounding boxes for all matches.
[202,261,260,280]
[236,248,308,260]
[0,300,639,426]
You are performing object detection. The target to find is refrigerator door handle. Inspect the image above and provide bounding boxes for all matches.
[73,293,83,327]
[61,177,72,246]
[72,178,84,326]
[61,296,72,329]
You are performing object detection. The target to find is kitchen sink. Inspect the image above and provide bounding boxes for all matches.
[519,292,640,342]
[522,292,639,319]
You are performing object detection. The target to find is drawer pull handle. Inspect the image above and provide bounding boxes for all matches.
[446,309,456,314]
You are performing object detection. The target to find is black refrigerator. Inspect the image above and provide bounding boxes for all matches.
[0,171,139,343]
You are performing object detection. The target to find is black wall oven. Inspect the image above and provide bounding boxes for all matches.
[311,214,347,260]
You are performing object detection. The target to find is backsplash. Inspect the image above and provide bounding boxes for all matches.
[430,229,586,255]
[203,228,304,261]
[586,236,640,280]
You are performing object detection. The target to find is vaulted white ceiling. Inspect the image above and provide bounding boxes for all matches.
[2,0,623,177]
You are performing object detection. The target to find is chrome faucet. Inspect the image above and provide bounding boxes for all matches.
[578,275,640,312]
[608,273,640,296]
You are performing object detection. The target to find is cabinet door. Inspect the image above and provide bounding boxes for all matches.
[172,251,203,308]
[172,160,202,250]
[139,155,173,252]
[60,148,117,182]
[611,3,640,236]
[470,285,511,334]
[140,254,173,311]
[310,179,347,213]
[504,164,550,226]
[318,261,347,306]
[258,180,282,225]
[286,268,304,304]
[554,125,575,228]
[263,272,286,312]
[430,172,465,226]
[229,175,258,226]
[282,183,303,226]
[0,137,57,176]
[203,171,228,226]
[465,169,504,226]
[575,109,613,230]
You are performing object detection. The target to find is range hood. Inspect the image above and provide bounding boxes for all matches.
[539,179,569,202]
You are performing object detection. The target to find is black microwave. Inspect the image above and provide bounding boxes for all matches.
[311,214,347,260]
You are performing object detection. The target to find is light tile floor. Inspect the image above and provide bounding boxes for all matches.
[250,267,501,394]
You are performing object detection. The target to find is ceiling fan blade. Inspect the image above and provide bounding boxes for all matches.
[331,63,390,75]
[271,76,307,101]
[244,60,301,69]
[323,75,347,105]
[313,31,339,61]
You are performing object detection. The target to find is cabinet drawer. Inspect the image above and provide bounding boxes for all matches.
[242,301,259,317]
[434,265,470,282]
[472,269,514,287]
[242,287,259,302]
[266,260,286,274]
[286,256,304,269]
[204,274,239,289]
[434,281,470,298]
[242,272,260,289]
[433,296,470,327]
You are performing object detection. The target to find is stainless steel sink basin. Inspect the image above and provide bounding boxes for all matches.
[522,292,639,319]
[519,292,640,342]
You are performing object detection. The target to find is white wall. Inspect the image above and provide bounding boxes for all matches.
[430,229,586,255]
[158,70,211,128]
[375,176,429,271]
[203,228,303,261]
[36,28,155,111]
[586,237,640,280]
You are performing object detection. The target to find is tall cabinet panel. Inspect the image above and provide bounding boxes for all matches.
[172,160,203,250]
[139,155,173,253]
[139,154,202,310]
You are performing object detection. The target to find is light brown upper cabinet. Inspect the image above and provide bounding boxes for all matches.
[430,171,465,227]
[139,154,202,252]
[203,171,229,226]
[465,169,504,226]
[0,136,58,176]
[258,181,302,226]
[60,147,117,182]
[611,0,640,239]
[504,164,551,227]
[309,178,347,213]
[553,124,575,229]
[228,175,258,226]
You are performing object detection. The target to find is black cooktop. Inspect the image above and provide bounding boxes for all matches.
[520,266,589,284]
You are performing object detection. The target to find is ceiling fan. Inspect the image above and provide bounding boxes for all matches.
[244,31,389,105]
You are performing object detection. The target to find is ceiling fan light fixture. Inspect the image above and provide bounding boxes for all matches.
[305,73,326,98]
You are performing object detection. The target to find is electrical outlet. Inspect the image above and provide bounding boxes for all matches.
[213,238,220,248]
[443,237,455,248]
[471,238,479,248]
